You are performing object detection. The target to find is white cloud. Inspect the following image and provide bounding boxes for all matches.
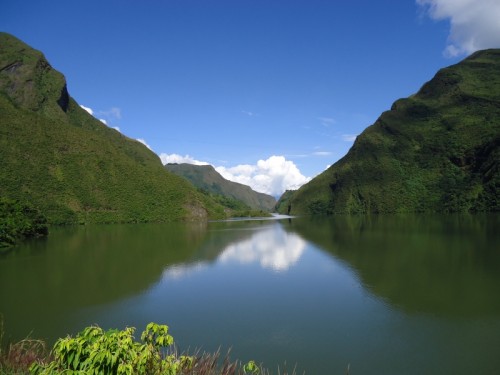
[242,110,258,117]
[417,0,500,56]
[136,138,152,150]
[318,117,336,126]
[96,107,122,128]
[99,107,122,120]
[79,104,122,132]
[159,153,209,166]
[158,153,310,196]
[312,151,332,156]
[216,155,310,197]
[80,104,93,115]
[342,134,358,142]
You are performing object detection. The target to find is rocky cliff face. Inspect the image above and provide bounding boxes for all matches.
[0,33,69,117]
[282,49,500,214]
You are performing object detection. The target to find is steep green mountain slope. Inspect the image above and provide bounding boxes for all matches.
[0,32,225,224]
[165,163,277,211]
[283,49,500,214]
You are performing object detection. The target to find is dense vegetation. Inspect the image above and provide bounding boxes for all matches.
[279,49,500,215]
[165,164,276,212]
[197,188,272,218]
[0,198,48,248]
[0,322,264,375]
[0,32,226,225]
[274,190,295,215]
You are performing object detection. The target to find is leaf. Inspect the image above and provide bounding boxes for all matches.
[243,360,260,375]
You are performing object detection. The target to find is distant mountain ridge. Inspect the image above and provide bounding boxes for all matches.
[278,49,500,214]
[165,163,277,212]
[0,32,226,224]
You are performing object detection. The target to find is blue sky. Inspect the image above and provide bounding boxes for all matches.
[2,0,500,197]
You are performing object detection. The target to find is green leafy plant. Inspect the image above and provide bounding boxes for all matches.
[2,320,268,375]
[243,360,260,374]
[29,323,193,375]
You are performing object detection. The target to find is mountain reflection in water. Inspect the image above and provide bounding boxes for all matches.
[2,215,499,375]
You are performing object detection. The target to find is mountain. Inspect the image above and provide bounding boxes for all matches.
[165,163,277,212]
[280,49,500,215]
[0,32,226,224]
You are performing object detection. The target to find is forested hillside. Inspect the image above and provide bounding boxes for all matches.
[281,49,500,214]
[165,163,276,212]
[0,32,225,224]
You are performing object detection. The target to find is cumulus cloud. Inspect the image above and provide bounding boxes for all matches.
[159,153,310,196]
[417,0,500,57]
[159,153,209,165]
[216,155,310,197]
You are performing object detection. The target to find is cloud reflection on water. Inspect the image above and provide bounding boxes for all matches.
[162,223,306,280]
[218,224,306,271]
[161,262,208,280]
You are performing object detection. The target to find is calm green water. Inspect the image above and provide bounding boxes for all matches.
[1,215,500,374]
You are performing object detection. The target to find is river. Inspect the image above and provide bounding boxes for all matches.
[1,214,499,374]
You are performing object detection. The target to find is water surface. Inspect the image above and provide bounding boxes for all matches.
[1,215,499,374]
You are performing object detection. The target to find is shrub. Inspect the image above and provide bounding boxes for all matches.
[28,323,262,375]
[30,323,191,375]
[0,198,48,248]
